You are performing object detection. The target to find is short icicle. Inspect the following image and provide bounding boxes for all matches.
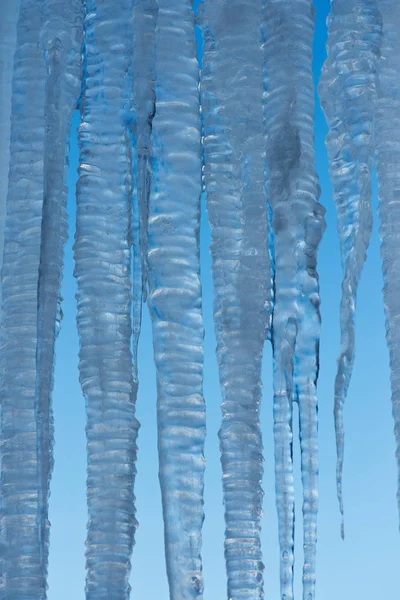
[147,1,206,597]
[319,0,382,537]
[74,1,139,597]
[375,0,400,526]
[263,1,325,599]
[199,1,271,598]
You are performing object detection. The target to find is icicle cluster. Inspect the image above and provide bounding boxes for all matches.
[263,2,325,600]
[375,0,400,524]
[199,1,271,598]
[3,0,400,599]
[319,0,382,536]
[0,1,82,598]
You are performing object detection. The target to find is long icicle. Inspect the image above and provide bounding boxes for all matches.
[0,0,21,321]
[147,1,206,597]
[0,2,48,597]
[375,0,400,525]
[263,2,325,599]
[74,1,139,597]
[37,0,83,580]
[199,1,271,598]
[318,0,382,537]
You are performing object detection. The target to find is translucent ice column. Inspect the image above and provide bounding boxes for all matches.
[319,0,382,535]
[74,1,139,597]
[375,0,400,524]
[263,2,325,599]
[147,1,205,597]
[199,1,271,598]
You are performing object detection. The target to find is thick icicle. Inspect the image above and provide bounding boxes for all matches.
[37,0,83,578]
[199,1,271,598]
[147,1,205,597]
[132,0,158,301]
[0,2,48,597]
[263,2,325,599]
[375,0,400,525]
[0,0,21,320]
[318,0,382,536]
[74,1,139,598]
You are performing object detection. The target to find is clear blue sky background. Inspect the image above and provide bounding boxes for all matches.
[47,0,400,597]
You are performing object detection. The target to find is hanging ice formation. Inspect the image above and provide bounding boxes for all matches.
[0,0,21,322]
[146,1,206,598]
[74,1,139,598]
[375,0,400,524]
[0,0,82,597]
[319,0,382,537]
[4,0,400,598]
[131,0,158,369]
[263,2,325,599]
[199,1,271,598]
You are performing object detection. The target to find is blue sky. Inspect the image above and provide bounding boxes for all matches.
[47,0,400,598]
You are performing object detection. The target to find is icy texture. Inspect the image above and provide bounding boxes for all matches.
[37,0,83,579]
[132,0,158,302]
[0,0,21,321]
[199,1,271,598]
[147,1,205,597]
[74,1,139,598]
[319,0,382,536]
[0,2,46,596]
[263,2,325,599]
[375,0,400,523]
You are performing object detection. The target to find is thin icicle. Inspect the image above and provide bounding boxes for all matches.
[0,1,48,596]
[74,1,139,598]
[0,0,21,321]
[263,2,325,599]
[37,0,83,579]
[318,0,382,537]
[199,1,271,597]
[147,1,205,597]
[375,0,400,525]
[132,0,158,302]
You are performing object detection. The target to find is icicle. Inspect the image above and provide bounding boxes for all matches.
[263,2,325,599]
[0,0,21,321]
[199,1,271,597]
[375,0,400,526]
[319,0,382,538]
[147,1,205,597]
[36,0,83,580]
[132,0,158,302]
[0,2,48,597]
[74,1,139,598]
